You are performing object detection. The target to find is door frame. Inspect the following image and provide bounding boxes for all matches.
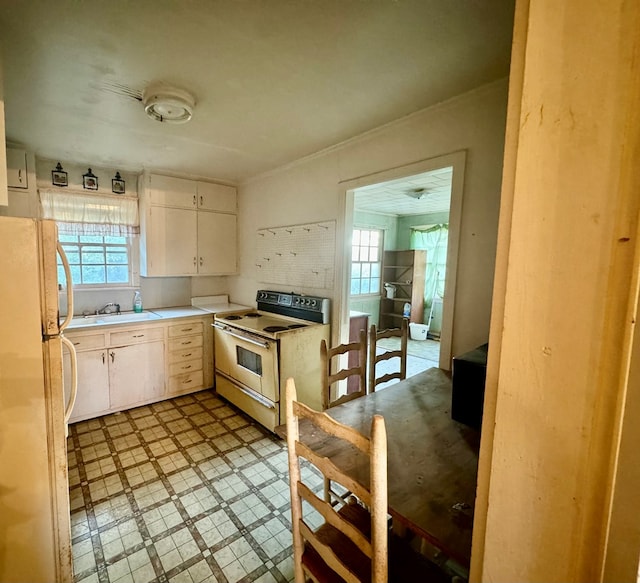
[338,150,466,370]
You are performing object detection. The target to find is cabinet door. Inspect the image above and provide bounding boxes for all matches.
[197,211,237,274]
[6,148,28,189]
[146,206,198,275]
[148,174,196,208]
[63,349,110,422]
[109,341,165,409]
[196,182,236,213]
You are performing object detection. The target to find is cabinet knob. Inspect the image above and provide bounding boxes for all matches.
[199,257,203,266]
[193,195,197,206]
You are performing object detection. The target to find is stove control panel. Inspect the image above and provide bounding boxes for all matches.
[256,290,331,324]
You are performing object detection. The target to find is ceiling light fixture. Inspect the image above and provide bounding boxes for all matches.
[142,83,196,124]
[405,188,427,200]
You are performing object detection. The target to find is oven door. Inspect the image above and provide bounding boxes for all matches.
[214,324,279,402]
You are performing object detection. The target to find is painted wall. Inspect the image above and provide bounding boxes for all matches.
[231,79,507,356]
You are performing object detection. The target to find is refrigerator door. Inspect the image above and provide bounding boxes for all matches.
[0,217,72,582]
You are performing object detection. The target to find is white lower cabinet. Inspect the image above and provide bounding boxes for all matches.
[64,348,110,422]
[109,341,165,410]
[64,315,212,423]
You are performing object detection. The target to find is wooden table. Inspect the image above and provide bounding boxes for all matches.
[299,367,480,567]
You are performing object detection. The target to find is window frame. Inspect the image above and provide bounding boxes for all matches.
[57,233,138,290]
[350,227,383,297]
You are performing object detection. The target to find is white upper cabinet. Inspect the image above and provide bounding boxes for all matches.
[6,148,28,189]
[139,172,238,277]
[147,174,196,208]
[197,181,236,213]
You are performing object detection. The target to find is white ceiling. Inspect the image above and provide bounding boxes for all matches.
[353,166,452,216]
[0,1,514,184]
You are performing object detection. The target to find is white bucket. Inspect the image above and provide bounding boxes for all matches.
[409,323,429,341]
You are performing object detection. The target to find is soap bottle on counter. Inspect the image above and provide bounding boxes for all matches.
[133,290,143,313]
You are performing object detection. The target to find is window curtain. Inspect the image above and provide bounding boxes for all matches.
[410,224,448,320]
[39,189,139,236]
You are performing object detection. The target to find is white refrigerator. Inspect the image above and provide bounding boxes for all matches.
[0,216,76,582]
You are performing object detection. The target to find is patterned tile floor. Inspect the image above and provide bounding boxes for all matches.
[67,342,441,583]
[67,391,319,583]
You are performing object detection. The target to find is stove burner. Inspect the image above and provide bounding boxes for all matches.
[263,326,288,333]
[244,312,262,318]
[288,324,307,329]
[224,315,243,320]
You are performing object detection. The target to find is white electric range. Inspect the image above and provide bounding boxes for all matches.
[213,290,330,432]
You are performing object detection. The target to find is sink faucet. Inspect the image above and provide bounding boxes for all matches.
[96,303,121,315]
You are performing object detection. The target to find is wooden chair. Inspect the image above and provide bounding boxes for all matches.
[320,329,368,411]
[285,377,389,583]
[320,330,368,506]
[368,319,408,394]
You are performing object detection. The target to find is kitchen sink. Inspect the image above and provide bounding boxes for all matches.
[67,311,162,329]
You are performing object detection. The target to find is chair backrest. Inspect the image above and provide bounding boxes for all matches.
[320,329,368,410]
[285,377,388,583]
[368,319,408,393]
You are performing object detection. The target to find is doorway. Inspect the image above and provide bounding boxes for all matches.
[340,151,465,371]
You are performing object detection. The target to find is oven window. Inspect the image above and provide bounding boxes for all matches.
[236,346,263,375]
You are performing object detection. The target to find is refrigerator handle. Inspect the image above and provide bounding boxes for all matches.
[61,335,78,429]
[57,242,74,331]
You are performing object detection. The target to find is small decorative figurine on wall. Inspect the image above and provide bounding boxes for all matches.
[83,168,98,190]
[112,171,125,194]
[51,162,68,187]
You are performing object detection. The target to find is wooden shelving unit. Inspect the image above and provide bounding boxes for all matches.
[379,249,426,329]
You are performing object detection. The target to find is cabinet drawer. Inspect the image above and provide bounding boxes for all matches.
[168,345,203,364]
[110,327,164,346]
[169,358,203,376]
[67,333,106,351]
[169,370,204,393]
[168,335,203,351]
[168,321,204,338]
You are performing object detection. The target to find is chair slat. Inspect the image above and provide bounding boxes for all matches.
[369,320,408,393]
[298,481,373,557]
[299,520,363,583]
[295,441,372,506]
[293,400,370,453]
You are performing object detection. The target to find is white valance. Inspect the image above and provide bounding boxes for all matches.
[39,189,140,236]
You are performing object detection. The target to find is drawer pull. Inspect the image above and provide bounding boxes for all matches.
[181,340,192,345]
[181,352,192,358]
[181,328,193,332]
[183,378,193,384]
[133,334,145,338]
[182,365,192,370]
[73,342,80,346]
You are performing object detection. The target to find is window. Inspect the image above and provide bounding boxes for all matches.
[58,234,133,287]
[351,228,382,296]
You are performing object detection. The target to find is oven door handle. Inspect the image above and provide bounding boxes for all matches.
[213,323,271,349]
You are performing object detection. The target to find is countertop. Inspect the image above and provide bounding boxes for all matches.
[151,306,212,319]
[66,297,252,331]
